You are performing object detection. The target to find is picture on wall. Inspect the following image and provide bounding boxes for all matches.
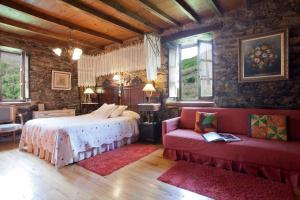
[52,70,71,90]
[238,29,289,82]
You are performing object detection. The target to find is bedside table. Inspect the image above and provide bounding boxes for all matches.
[81,103,100,114]
[138,103,161,143]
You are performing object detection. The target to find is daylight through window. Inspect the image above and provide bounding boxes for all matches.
[0,46,29,101]
[168,33,213,101]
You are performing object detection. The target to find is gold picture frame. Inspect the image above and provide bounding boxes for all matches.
[52,70,71,90]
[238,29,289,82]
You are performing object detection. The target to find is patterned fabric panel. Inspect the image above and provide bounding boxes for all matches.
[249,114,287,141]
[194,112,217,133]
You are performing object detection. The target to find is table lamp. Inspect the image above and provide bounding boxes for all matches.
[142,83,156,103]
[84,87,94,103]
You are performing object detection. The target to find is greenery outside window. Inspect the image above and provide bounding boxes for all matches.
[0,46,29,102]
[168,32,213,101]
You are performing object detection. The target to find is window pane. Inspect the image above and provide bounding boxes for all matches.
[168,47,179,97]
[180,46,199,100]
[0,51,22,100]
[199,42,213,97]
[199,61,212,78]
[199,42,212,61]
[200,79,213,97]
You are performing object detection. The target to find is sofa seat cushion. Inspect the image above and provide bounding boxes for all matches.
[164,129,300,171]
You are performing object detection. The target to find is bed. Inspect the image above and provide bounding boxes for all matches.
[19,113,139,168]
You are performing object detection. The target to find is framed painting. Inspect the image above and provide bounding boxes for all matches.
[238,29,289,82]
[52,70,71,90]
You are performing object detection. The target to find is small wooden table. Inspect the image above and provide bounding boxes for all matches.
[81,103,100,114]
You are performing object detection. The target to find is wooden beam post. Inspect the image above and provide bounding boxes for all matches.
[0,16,101,49]
[207,0,224,16]
[100,0,163,33]
[137,0,181,26]
[1,0,123,43]
[172,0,201,23]
[161,22,223,42]
[61,0,144,35]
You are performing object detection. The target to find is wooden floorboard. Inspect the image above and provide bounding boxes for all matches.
[0,141,299,200]
[0,141,210,200]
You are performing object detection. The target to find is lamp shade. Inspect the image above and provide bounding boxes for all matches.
[142,83,156,92]
[53,48,62,56]
[72,48,83,60]
[84,88,94,94]
[113,74,120,81]
[95,87,104,94]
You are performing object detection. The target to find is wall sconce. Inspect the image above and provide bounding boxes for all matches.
[84,87,94,103]
[142,83,156,103]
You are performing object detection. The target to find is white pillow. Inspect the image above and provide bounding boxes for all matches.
[121,110,140,119]
[92,103,117,118]
[110,105,128,118]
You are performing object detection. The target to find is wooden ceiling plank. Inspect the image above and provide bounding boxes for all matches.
[0,29,71,49]
[60,0,143,35]
[0,0,122,43]
[207,0,224,16]
[172,0,201,23]
[161,22,223,42]
[137,0,181,26]
[99,0,163,33]
[0,15,101,49]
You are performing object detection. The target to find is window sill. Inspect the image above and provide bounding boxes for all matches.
[166,100,215,108]
[0,101,32,106]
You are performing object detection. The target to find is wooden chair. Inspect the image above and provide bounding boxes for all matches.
[0,106,23,144]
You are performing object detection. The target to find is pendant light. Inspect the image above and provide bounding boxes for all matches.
[52,29,83,60]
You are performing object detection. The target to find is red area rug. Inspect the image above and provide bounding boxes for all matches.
[158,161,295,200]
[78,144,158,176]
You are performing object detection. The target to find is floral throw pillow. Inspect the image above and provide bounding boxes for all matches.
[249,114,287,141]
[194,112,217,133]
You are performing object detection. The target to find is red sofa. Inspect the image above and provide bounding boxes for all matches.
[162,107,300,189]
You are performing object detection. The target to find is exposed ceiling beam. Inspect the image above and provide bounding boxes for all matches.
[172,0,201,23]
[0,0,122,43]
[161,22,223,42]
[137,0,181,26]
[207,0,224,16]
[0,29,84,50]
[99,0,163,33]
[61,0,144,35]
[0,16,101,49]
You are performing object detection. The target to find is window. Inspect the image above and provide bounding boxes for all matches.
[168,35,213,101]
[0,46,29,101]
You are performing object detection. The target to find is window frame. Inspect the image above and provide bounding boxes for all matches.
[178,40,213,101]
[0,47,29,102]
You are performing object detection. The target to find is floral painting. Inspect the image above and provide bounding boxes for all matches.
[238,29,288,82]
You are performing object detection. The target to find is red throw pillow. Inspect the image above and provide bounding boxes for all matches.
[194,112,217,133]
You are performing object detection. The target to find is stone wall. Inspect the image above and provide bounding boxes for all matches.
[0,33,80,113]
[163,0,300,109]
[212,0,300,108]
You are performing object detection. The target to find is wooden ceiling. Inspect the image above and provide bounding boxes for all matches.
[0,0,245,51]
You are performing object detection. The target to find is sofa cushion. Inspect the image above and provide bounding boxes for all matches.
[194,112,217,133]
[179,107,300,140]
[249,114,287,141]
[164,129,300,171]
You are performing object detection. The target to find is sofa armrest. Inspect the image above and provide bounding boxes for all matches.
[162,117,180,136]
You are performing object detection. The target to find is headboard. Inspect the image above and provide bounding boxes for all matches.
[100,85,161,112]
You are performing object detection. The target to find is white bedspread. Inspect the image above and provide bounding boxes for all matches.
[19,114,139,168]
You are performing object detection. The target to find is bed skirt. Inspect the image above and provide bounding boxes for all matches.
[20,135,138,168]
[163,148,300,190]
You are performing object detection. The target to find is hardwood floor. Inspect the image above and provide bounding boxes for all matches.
[0,141,210,200]
[1,141,299,200]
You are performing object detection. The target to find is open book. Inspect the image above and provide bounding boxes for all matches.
[202,132,241,142]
